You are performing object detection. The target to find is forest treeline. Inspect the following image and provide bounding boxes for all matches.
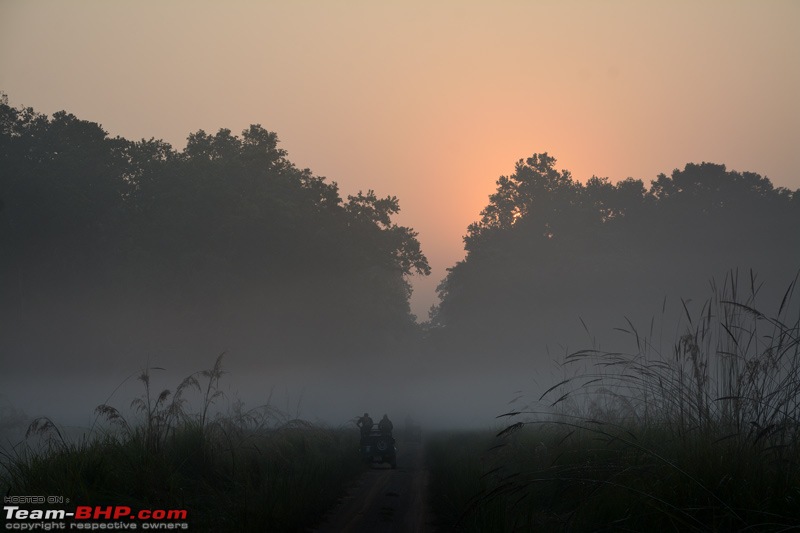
[0,96,429,372]
[2,97,799,374]
[431,153,800,360]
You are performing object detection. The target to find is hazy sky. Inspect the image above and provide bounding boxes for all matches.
[2,0,798,318]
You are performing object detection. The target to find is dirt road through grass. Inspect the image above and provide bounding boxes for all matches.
[314,441,434,532]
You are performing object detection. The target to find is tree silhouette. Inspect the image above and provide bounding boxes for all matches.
[433,153,799,360]
[0,99,430,371]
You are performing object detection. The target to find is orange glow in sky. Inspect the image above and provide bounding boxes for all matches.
[2,1,798,318]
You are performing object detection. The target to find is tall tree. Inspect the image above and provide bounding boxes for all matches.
[433,153,799,361]
[0,99,430,372]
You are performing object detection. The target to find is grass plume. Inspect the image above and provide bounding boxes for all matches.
[432,270,800,531]
[1,355,364,531]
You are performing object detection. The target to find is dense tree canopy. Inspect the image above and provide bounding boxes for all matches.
[3,95,798,375]
[0,97,429,371]
[433,153,800,357]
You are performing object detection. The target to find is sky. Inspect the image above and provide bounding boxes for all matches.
[1,0,799,319]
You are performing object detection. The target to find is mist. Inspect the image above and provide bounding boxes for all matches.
[1,102,798,448]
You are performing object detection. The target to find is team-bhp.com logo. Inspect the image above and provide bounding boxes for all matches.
[4,505,189,530]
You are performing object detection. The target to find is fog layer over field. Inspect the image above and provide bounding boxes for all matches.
[1,102,798,441]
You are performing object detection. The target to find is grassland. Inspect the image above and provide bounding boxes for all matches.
[4,272,798,531]
[1,356,365,531]
[428,272,800,531]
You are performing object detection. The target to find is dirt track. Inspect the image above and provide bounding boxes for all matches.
[314,441,435,532]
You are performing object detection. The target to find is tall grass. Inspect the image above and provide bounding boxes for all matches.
[1,355,365,531]
[434,271,800,531]
[427,430,523,531]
